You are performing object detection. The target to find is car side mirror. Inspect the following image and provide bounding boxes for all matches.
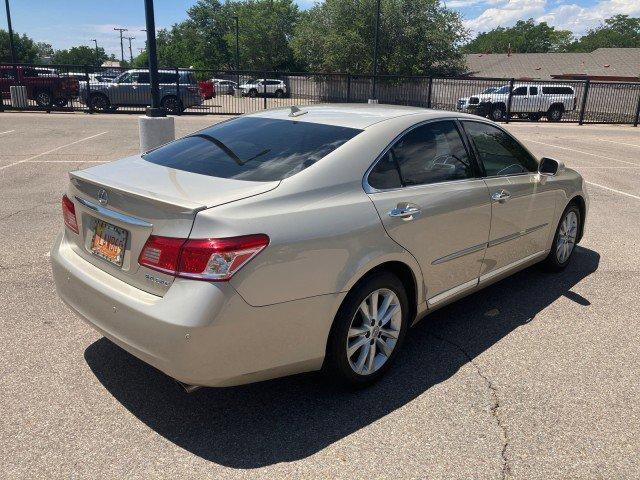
[539,157,564,176]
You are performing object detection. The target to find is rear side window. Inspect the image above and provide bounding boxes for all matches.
[368,121,473,189]
[542,86,574,95]
[143,117,362,182]
[463,121,538,176]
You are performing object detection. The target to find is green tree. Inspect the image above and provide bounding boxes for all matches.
[35,42,54,61]
[463,19,573,53]
[0,29,40,63]
[568,15,640,52]
[291,0,467,76]
[50,45,109,66]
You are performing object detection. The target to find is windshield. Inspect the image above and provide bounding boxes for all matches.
[482,87,498,94]
[142,117,362,182]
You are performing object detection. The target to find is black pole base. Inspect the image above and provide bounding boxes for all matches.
[145,107,166,118]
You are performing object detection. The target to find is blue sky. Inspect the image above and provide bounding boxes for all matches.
[2,0,639,56]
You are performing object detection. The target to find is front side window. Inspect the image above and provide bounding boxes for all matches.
[143,117,362,182]
[529,86,538,95]
[512,86,527,96]
[462,121,538,176]
[117,73,135,84]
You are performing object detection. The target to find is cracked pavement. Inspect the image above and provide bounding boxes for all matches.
[0,113,638,479]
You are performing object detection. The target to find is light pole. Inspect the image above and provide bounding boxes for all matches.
[4,0,17,64]
[91,39,99,66]
[113,27,128,64]
[125,36,135,63]
[233,15,239,84]
[371,0,381,101]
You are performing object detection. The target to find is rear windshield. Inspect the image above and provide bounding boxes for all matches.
[142,117,362,181]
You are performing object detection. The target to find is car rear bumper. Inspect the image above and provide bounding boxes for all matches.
[51,232,343,387]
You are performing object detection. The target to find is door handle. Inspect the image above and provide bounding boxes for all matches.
[389,204,421,219]
[491,190,511,203]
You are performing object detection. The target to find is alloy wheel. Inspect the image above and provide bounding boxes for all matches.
[346,288,402,375]
[556,211,578,263]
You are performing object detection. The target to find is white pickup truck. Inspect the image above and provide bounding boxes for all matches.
[464,83,577,122]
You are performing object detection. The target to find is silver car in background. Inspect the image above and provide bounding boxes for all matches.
[51,105,588,390]
[79,69,203,114]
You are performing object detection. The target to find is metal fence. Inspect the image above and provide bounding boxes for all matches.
[2,63,640,126]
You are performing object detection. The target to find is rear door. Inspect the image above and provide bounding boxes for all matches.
[461,120,557,281]
[366,120,491,306]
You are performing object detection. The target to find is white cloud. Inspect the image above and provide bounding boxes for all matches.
[464,0,547,33]
[464,0,640,35]
[538,0,640,34]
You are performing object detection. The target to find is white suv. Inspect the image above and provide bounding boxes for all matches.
[471,84,577,122]
[239,78,288,98]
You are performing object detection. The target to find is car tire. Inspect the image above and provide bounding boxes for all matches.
[54,98,68,108]
[542,204,581,272]
[35,90,53,108]
[89,93,110,112]
[547,106,563,122]
[275,89,284,98]
[248,89,258,98]
[324,272,410,387]
[490,104,506,121]
[161,95,183,114]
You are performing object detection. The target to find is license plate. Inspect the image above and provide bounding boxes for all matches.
[90,219,128,266]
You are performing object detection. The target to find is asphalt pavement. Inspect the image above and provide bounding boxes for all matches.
[0,112,638,479]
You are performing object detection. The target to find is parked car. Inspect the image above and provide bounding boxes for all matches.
[79,69,203,114]
[197,79,216,100]
[457,86,499,113]
[471,83,577,122]
[211,78,238,95]
[51,105,588,390]
[239,78,287,97]
[0,65,79,107]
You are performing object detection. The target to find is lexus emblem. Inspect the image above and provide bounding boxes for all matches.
[97,189,108,205]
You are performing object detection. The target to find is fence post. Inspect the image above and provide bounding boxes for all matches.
[634,88,640,127]
[578,79,590,125]
[263,72,268,109]
[426,77,433,109]
[505,78,514,123]
[175,67,181,115]
[85,65,93,114]
[346,74,351,103]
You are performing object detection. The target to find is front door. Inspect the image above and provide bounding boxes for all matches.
[461,120,557,280]
[366,120,491,306]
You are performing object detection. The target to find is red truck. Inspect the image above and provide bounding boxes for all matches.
[198,79,216,100]
[0,65,80,108]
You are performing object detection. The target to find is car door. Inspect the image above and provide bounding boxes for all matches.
[366,120,492,306]
[510,86,528,113]
[461,120,557,282]
[110,72,136,105]
[136,71,152,106]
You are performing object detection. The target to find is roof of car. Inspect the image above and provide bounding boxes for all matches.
[247,104,458,129]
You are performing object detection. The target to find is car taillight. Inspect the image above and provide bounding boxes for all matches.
[139,234,269,281]
[62,194,79,234]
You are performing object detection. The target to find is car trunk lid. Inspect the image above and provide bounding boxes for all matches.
[66,155,279,296]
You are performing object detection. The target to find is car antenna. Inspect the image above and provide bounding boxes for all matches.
[289,105,308,117]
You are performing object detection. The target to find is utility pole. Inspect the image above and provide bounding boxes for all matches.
[371,0,381,101]
[144,0,161,115]
[113,27,128,64]
[4,0,17,64]
[91,39,99,66]
[125,36,135,63]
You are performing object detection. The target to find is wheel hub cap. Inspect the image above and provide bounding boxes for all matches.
[556,211,578,263]
[346,288,402,375]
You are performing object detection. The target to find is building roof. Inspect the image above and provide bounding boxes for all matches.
[464,48,640,81]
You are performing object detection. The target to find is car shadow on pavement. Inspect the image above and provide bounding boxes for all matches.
[85,246,599,468]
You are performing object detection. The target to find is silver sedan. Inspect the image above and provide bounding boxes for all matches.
[51,105,588,389]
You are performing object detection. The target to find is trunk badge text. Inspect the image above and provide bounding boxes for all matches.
[145,273,171,287]
[97,189,108,205]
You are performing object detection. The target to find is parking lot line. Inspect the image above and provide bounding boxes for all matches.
[586,181,640,200]
[598,138,640,149]
[523,139,640,167]
[0,130,15,135]
[0,132,108,171]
